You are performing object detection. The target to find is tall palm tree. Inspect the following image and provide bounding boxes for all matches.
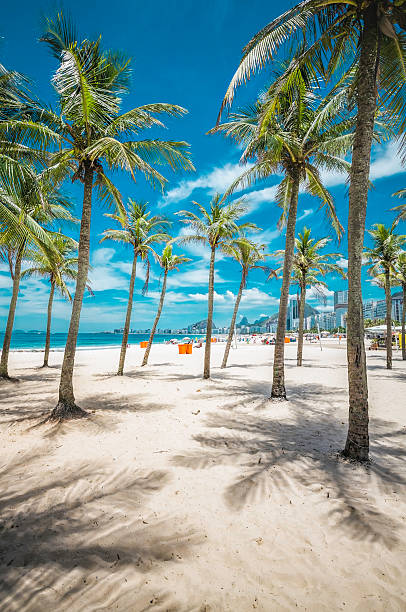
[2,13,194,416]
[365,223,406,369]
[0,173,74,379]
[217,1,406,461]
[21,233,90,367]
[101,201,170,375]
[392,189,406,224]
[142,244,190,366]
[221,238,271,368]
[276,227,346,366]
[394,252,406,361]
[177,194,255,379]
[213,74,349,398]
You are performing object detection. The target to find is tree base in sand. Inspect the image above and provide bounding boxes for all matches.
[342,442,369,463]
[48,401,88,421]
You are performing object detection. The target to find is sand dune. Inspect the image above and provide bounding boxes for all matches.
[0,343,405,610]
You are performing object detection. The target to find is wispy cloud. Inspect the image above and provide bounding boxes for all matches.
[159,162,253,207]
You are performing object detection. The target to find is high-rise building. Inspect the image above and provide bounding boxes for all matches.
[287,297,299,330]
[362,299,377,319]
[316,312,336,331]
[334,289,348,327]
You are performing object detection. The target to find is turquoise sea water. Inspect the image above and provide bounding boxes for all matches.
[1,331,204,351]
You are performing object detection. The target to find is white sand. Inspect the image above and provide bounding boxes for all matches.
[0,342,405,611]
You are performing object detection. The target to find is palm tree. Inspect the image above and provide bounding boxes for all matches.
[21,233,90,367]
[221,238,271,368]
[213,74,349,398]
[0,172,74,379]
[177,194,255,379]
[218,1,406,461]
[277,227,346,366]
[142,244,190,366]
[101,201,170,375]
[394,252,406,361]
[365,223,406,369]
[2,13,194,416]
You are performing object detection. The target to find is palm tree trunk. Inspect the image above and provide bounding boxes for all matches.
[344,6,378,461]
[271,170,300,398]
[402,284,406,361]
[117,252,138,376]
[0,251,22,379]
[297,279,306,367]
[221,272,245,368]
[385,269,392,370]
[142,271,168,366]
[203,246,216,379]
[51,162,94,419]
[43,281,55,367]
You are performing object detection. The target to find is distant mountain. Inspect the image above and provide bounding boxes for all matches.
[239,316,250,326]
[237,303,319,329]
[187,319,216,331]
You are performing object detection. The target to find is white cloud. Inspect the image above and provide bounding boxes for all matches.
[320,141,405,188]
[240,287,280,306]
[0,274,12,289]
[167,266,225,288]
[370,141,404,180]
[92,247,116,265]
[297,208,314,222]
[336,258,348,269]
[243,185,278,213]
[159,162,254,207]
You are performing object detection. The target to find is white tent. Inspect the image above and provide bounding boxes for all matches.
[365,325,402,335]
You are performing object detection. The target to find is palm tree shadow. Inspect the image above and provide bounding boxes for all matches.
[0,455,202,611]
[173,382,405,549]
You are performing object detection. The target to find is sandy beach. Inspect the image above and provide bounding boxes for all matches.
[0,342,405,611]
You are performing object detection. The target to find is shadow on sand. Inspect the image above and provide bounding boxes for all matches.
[173,381,405,549]
[0,453,203,611]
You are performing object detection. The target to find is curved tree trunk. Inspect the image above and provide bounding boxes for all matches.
[385,269,392,370]
[271,171,300,398]
[43,281,55,367]
[344,6,378,461]
[402,284,406,361]
[221,272,245,368]
[203,246,216,379]
[297,279,306,367]
[0,251,22,379]
[142,271,167,366]
[117,252,137,376]
[51,163,94,420]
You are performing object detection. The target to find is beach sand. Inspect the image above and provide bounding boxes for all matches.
[0,342,405,611]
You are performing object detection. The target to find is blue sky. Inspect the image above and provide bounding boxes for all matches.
[1,0,405,332]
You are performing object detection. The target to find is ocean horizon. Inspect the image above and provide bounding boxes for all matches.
[1,331,205,351]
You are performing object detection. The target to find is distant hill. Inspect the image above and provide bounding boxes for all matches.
[237,303,319,329]
[187,319,216,331]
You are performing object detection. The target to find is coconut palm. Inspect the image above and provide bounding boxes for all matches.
[21,233,90,367]
[394,252,406,360]
[1,13,194,417]
[101,201,170,375]
[213,73,350,398]
[177,194,256,379]
[142,244,191,366]
[392,189,406,224]
[221,238,271,368]
[217,0,406,464]
[277,227,346,366]
[365,223,406,369]
[0,173,75,378]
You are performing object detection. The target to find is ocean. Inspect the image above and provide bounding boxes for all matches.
[1,331,205,351]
